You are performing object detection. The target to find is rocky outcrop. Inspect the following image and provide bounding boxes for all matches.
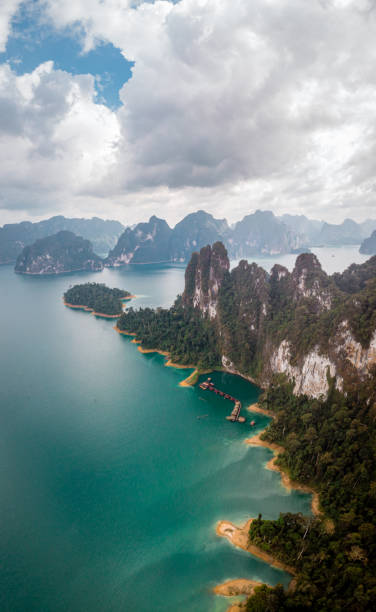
[105,216,173,265]
[15,231,103,275]
[182,242,229,318]
[181,244,376,399]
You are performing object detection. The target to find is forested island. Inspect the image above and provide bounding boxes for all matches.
[116,243,376,610]
[64,283,132,317]
[15,231,104,275]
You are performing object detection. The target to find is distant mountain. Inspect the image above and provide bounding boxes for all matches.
[228,210,303,258]
[105,216,172,265]
[106,210,305,266]
[0,216,124,264]
[360,230,376,255]
[15,231,104,275]
[280,214,323,244]
[169,210,230,262]
[316,219,364,246]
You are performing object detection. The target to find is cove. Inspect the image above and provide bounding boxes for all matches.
[0,264,312,612]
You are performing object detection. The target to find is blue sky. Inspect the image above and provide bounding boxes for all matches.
[0,1,134,108]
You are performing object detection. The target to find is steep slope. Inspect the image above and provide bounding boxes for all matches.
[360,230,376,255]
[118,243,376,400]
[317,219,363,246]
[0,216,124,263]
[169,210,229,262]
[15,231,103,275]
[229,210,303,258]
[105,216,173,265]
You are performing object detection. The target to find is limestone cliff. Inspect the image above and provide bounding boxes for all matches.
[15,231,103,275]
[182,244,376,399]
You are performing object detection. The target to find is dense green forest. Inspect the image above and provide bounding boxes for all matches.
[245,378,376,611]
[64,283,131,316]
[117,300,221,367]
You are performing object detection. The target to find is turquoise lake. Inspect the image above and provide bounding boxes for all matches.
[0,247,365,611]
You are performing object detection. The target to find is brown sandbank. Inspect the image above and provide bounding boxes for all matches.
[247,402,275,418]
[245,434,321,516]
[216,520,296,576]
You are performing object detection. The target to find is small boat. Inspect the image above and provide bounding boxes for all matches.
[250,420,256,427]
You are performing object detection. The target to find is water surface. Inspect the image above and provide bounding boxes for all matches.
[0,250,355,611]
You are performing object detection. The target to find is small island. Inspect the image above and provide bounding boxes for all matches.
[64,282,133,317]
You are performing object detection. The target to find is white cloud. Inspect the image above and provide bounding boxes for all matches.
[1,0,376,224]
[0,0,23,52]
[0,61,120,212]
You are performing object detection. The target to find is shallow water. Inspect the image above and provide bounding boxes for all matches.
[0,249,357,611]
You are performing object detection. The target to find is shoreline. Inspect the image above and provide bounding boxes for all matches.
[245,433,321,516]
[113,329,202,386]
[246,402,275,418]
[64,296,134,319]
[216,519,296,576]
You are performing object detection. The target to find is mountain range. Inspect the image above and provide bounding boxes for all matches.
[3,209,376,270]
[0,216,124,265]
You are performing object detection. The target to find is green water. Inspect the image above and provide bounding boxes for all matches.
[0,264,312,612]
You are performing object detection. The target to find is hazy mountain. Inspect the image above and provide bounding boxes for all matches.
[228,210,303,258]
[360,230,376,255]
[169,210,230,262]
[0,216,124,264]
[105,216,173,265]
[280,214,323,244]
[15,231,104,275]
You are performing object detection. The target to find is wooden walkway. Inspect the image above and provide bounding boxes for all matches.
[199,378,246,423]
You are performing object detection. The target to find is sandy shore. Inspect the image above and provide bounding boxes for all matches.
[120,294,137,300]
[216,520,296,576]
[245,434,320,516]
[247,402,275,418]
[64,301,122,318]
[213,578,263,597]
[113,326,136,336]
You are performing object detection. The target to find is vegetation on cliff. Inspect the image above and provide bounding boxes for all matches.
[245,377,376,610]
[64,283,131,315]
[15,231,104,275]
[117,301,221,367]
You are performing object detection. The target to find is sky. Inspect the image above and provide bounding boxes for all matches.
[0,0,376,227]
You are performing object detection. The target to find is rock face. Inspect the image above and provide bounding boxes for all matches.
[15,231,104,275]
[169,210,230,262]
[105,216,172,265]
[0,216,124,264]
[106,209,305,266]
[182,244,376,399]
[229,210,302,258]
[360,230,376,255]
[182,242,229,318]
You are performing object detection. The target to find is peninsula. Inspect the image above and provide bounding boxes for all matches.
[114,242,376,610]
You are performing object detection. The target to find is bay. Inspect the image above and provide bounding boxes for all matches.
[0,246,361,611]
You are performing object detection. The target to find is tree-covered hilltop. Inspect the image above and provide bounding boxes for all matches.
[245,376,376,611]
[116,301,221,367]
[15,231,104,275]
[64,283,131,316]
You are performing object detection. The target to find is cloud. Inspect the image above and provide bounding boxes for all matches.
[0,61,120,212]
[0,0,23,52]
[1,0,376,224]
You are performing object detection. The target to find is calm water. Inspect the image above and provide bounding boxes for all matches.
[0,247,361,612]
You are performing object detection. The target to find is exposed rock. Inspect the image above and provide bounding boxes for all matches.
[15,231,103,275]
